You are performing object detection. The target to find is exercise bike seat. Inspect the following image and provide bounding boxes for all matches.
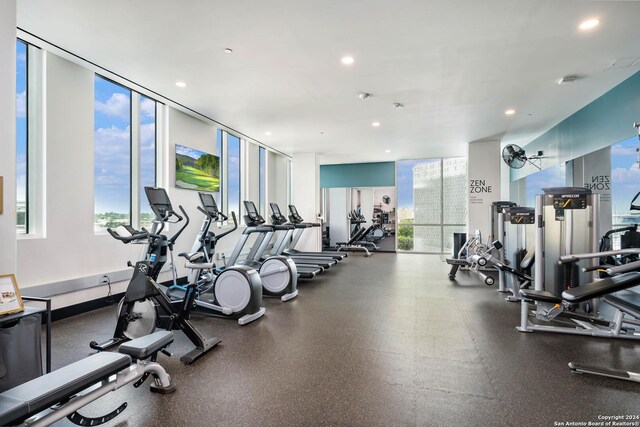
[519,289,562,304]
[118,331,174,360]
[562,272,640,303]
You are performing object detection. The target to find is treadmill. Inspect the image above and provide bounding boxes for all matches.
[270,203,347,261]
[242,201,323,279]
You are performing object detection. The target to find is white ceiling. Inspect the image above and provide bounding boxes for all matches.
[17,0,640,163]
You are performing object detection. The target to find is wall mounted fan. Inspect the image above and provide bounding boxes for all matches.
[501,144,543,170]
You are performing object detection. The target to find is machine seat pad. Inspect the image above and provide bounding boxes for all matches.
[562,272,640,303]
[0,352,130,426]
[118,331,174,360]
[519,289,562,304]
[185,261,214,270]
[603,295,640,319]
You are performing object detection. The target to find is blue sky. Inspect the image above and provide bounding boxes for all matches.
[611,136,640,213]
[16,40,26,207]
[227,133,241,216]
[397,159,424,209]
[94,77,157,216]
[94,76,132,214]
[176,143,216,161]
[524,163,566,207]
[259,147,265,214]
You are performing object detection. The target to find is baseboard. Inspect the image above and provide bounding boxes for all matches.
[50,276,189,322]
[51,292,125,322]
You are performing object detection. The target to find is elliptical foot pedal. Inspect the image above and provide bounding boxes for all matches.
[238,307,266,325]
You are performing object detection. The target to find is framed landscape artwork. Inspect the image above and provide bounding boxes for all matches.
[175,144,220,192]
[0,274,24,316]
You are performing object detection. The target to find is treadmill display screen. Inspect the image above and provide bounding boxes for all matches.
[244,201,260,219]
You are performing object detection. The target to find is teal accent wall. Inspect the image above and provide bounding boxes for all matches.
[511,70,640,181]
[320,162,395,188]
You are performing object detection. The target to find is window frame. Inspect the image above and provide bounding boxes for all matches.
[93,74,160,233]
[396,157,467,254]
[16,39,29,234]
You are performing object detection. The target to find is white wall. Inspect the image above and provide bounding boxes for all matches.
[467,140,502,236]
[292,152,320,251]
[17,53,140,308]
[573,147,612,234]
[268,151,288,210]
[329,187,349,245]
[164,107,247,279]
[0,1,17,275]
[5,42,290,308]
[247,143,260,211]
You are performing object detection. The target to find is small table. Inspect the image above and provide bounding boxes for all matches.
[0,297,52,374]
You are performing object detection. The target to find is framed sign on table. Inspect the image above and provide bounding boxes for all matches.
[0,274,24,316]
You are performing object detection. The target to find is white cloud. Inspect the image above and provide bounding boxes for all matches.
[95,93,130,118]
[612,165,640,188]
[16,91,26,118]
[611,145,638,156]
[140,98,155,118]
[96,175,127,186]
[16,52,26,63]
[140,123,156,150]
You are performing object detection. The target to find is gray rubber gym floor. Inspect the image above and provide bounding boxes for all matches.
[48,254,639,426]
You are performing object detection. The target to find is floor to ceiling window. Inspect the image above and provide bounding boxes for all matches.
[611,136,640,227]
[16,40,28,233]
[397,158,467,253]
[227,134,241,217]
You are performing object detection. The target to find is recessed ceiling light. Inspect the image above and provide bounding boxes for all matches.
[393,103,405,109]
[320,132,325,135]
[385,149,391,153]
[175,81,187,88]
[504,109,516,116]
[372,122,381,127]
[579,18,600,31]
[224,48,233,54]
[265,131,272,136]
[358,92,371,100]
[341,56,355,65]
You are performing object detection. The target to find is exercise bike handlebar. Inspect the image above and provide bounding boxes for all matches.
[107,227,149,243]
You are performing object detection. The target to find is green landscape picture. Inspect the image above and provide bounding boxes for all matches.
[175,144,220,192]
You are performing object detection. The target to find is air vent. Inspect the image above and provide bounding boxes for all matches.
[558,75,578,85]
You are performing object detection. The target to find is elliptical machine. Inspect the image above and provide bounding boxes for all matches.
[225,200,299,301]
[90,186,220,364]
[178,192,266,324]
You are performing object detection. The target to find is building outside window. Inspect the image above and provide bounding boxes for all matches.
[397,157,467,253]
